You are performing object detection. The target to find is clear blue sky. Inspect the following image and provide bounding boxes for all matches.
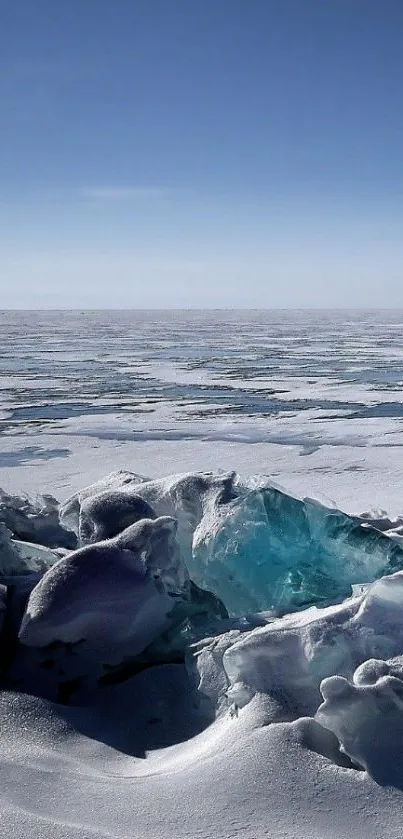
[1,0,403,307]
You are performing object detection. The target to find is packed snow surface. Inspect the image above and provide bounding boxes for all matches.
[2,469,403,838]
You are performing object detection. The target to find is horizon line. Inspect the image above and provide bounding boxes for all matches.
[1,306,403,313]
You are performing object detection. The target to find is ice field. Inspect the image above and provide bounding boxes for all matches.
[2,309,403,839]
[1,309,403,513]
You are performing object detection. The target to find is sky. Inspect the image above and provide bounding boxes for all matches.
[1,0,403,308]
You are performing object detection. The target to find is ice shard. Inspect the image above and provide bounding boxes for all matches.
[191,485,403,615]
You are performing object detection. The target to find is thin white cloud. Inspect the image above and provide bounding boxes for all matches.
[79,186,173,201]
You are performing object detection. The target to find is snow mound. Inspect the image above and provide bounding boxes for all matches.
[317,658,403,784]
[59,470,150,536]
[79,491,157,543]
[19,516,188,650]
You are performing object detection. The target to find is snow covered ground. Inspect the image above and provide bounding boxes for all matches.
[3,685,403,839]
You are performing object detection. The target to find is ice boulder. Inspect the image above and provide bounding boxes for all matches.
[12,514,229,703]
[18,513,228,659]
[190,570,403,722]
[19,516,188,652]
[191,485,403,615]
[0,487,75,548]
[0,522,59,576]
[59,470,148,536]
[63,471,239,559]
[78,491,156,544]
[61,472,403,617]
[316,657,403,783]
[0,523,24,575]
[123,471,238,566]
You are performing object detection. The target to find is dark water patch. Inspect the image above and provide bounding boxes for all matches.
[349,403,403,419]
[0,446,71,467]
[9,403,154,421]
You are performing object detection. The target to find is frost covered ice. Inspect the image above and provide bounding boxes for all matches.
[0,487,75,548]
[3,470,403,838]
[190,568,403,721]
[0,521,59,575]
[19,516,187,650]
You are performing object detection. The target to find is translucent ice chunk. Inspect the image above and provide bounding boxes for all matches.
[191,486,403,615]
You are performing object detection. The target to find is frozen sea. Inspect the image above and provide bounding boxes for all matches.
[3,310,403,839]
[1,308,403,513]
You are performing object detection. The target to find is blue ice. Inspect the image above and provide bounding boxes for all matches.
[191,486,403,615]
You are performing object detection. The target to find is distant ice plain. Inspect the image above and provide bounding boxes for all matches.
[1,308,403,514]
